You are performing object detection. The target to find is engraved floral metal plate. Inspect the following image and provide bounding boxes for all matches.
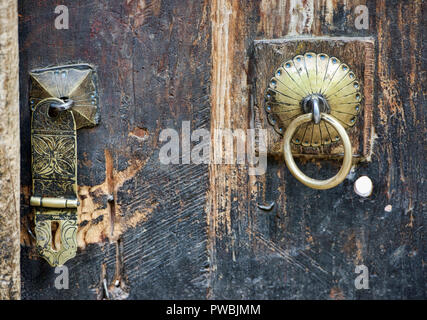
[265,52,362,147]
[31,98,78,266]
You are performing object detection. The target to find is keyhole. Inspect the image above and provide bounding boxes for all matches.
[51,221,61,251]
[48,106,59,118]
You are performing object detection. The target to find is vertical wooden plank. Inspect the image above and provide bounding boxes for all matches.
[0,0,20,300]
[371,0,425,299]
[208,0,255,298]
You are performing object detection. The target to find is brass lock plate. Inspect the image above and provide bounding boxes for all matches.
[253,37,375,160]
[29,64,99,266]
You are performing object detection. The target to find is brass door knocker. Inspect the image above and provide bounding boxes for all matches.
[265,52,362,189]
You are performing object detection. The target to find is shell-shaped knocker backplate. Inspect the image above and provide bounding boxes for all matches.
[264,52,363,147]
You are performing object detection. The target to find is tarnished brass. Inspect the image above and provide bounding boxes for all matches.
[29,64,99,129]
[265,52,362,147]
[31,97,78,266]
[263,52,360,189]
[30,196,79,208]
[30,64,99,266]
[283,113,352,190]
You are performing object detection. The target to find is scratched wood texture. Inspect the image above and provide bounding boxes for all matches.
[19,0,425,299]
[19,0,211,299]
[208,0,425,300]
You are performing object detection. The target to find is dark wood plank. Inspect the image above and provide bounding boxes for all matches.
[19,0,211,299]
[209,0,425,300]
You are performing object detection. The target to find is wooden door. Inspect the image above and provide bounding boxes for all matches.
[18,0,425,299]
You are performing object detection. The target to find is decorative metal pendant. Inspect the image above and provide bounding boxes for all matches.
[265,52,362,147]
[31,98,78,266]
[29,64,99,266]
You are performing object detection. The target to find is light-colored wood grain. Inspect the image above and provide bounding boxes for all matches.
[0,0,20,300]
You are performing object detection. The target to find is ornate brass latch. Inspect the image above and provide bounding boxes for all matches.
[29,64,99,266]
[265,52,362,189]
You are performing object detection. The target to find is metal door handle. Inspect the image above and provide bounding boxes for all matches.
[283,113,352,189]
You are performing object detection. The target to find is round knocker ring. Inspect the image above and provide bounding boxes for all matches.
[283,113,352,190]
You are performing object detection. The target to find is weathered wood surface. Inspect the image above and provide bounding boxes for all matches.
[19,0,425,299]
[20,0,211,299]
[0,0,20,300]
[208,0,425,300]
